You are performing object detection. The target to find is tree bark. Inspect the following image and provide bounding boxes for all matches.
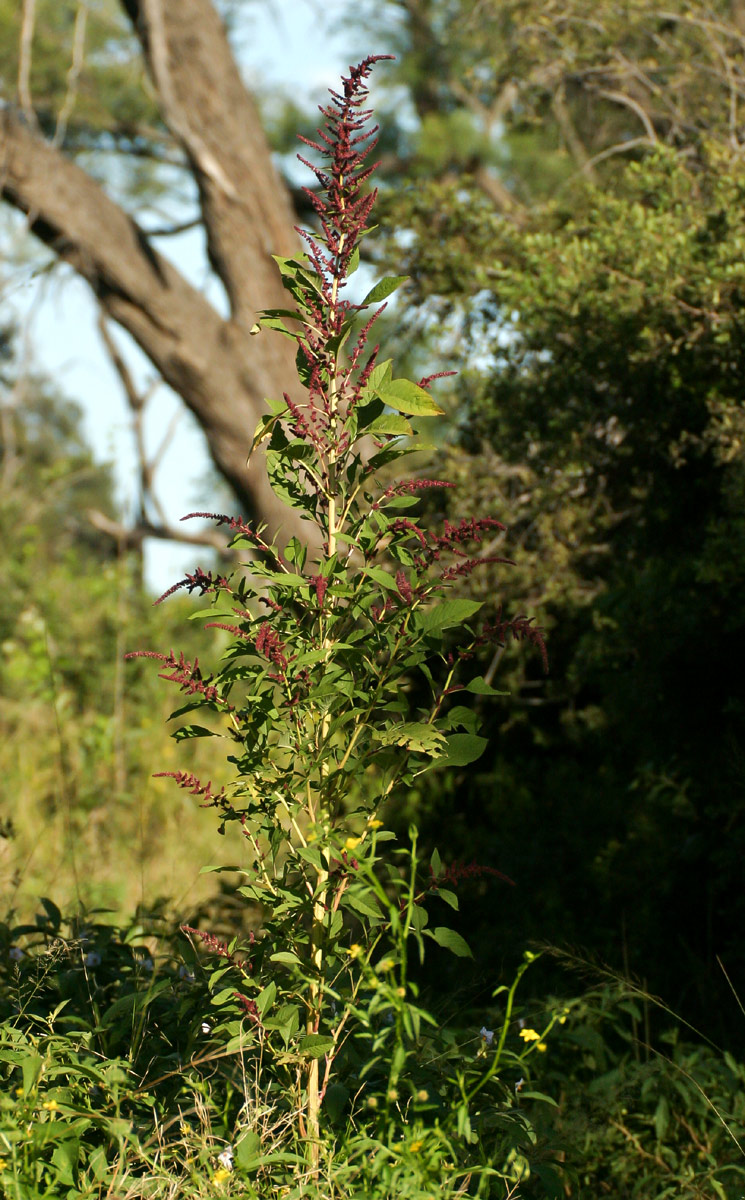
[0,0,305,543]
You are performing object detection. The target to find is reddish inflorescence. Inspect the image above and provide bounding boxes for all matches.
[279,54,395,454]
[154,566,229,607]
[430,860,516,889]
[477,609,549,675]
[154,770,226,808]
[234,992,262,1025]
[255,623,288,675]
[181,924,232,960]
[124,649,230,705]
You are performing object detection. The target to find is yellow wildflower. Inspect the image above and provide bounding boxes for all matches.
[367,818,383,829]
[345,836,362,850]
[213,1167,231,1185]
[377,958,395,972]
[409,1140,423,1153]
[536,1042,548,1052]
[396,986,406,997]
[0,1159,7,1172]
[41,1100,59,1112]
[346,944,363,958]
[519,1028,541,1043]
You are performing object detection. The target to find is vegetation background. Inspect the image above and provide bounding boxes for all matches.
[1,1,745,1195]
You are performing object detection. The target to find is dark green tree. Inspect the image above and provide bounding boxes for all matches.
[349,0,745,1037]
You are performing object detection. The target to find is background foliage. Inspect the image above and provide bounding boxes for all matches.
[2,1,745,1196]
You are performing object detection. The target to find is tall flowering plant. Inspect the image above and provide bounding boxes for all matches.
[128,57,546,1175]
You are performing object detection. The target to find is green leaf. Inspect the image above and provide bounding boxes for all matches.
[430,847,442,877]
[22,1053,43,1095]
[373,722,447,755]
[439,733,489,766]
[343,890,383,919]
[364,359,393,393]
[256,982,276,1017]
[654,1095,670,1140]
[419,599,483,631]
[521,1091,559,1108]
[211,987,239,1006]
[410,905,429,931]
[442,705,479,732]
[298,1035,335,1058]
[363,566,398,590]
[270,951,302,967]
[236,1130,261,1168]
[172,724,218,741]
[322,1082,349,1123]
[376,378,445,416]
[465,676,509,696]
[366,413,414,437]
[430,927,473,958]
[362,275,408,304]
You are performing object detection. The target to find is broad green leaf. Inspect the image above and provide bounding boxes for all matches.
[322,1082,349,1122]
[211,987,240,1006]
[172,725,219,741]
[521,1092,559,1108]
[254,314,296,340]
[376,378,444,416]
[366,413,413,437]
[22,1053,43,1095]
[430,927,473,958]
[373,722,447,754]
[465,676,509,696]
[439,733,489,766]
[435,887,459,911]
[298,1035,335,1058]
[419,599,483,632]
[442,705,479,732]
[256,982,277,1017]
[410,904,429,931]
[361,275,407,305]
[343,891,383,919]
[270,951,302,966]
[236,1130,261,1168]
[363,566,398,590]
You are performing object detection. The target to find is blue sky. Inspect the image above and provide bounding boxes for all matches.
[2,0,371,589]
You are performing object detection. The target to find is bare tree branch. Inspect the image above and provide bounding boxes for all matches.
[0,100,304,544]
[18,0,37,127]
[121,0,299,330]
[52,1,88,148]
[87,508,235,554]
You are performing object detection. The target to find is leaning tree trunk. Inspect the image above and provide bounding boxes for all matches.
[0,0,304,542]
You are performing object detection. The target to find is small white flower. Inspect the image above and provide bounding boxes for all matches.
[85,951,101,968]
[217,1146,234,1171]
[201,1022,211,1035]
[515,1077,525,1096]
[480,1026,494,1047]
[178,965,195,982]
[8,947,23,961]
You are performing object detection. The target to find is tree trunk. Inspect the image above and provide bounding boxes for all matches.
[0,0,305,542]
